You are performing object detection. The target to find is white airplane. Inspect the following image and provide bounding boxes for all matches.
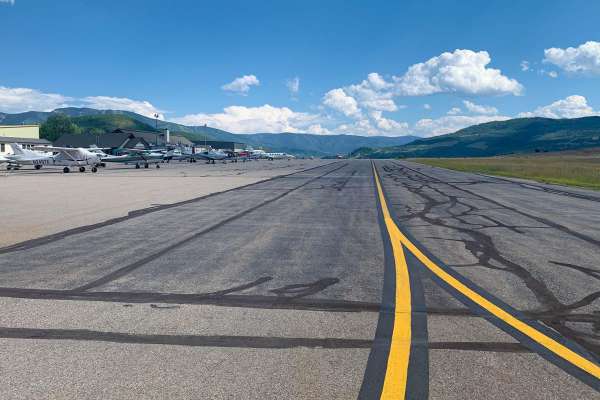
[101,148,173,168]
[264,152,295,160]
[194,149,229,164]
[6,143,102,173]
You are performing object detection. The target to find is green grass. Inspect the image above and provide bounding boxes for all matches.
[412,153,600,190]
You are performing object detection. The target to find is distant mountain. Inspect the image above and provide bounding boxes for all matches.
[232,132,417,156]
[352,117,600,158]
[0,107,417,156]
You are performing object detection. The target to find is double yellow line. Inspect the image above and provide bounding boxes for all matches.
[372,162,600,399]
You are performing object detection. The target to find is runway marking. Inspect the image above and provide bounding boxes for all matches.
[373,162,600,388]
[372,162,412,400]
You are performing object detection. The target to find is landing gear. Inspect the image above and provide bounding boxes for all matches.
[135,163,141,169]
[156,164,160,168]
[34,165,42,170]
[144,163,149,168]
[91,167,98,173]
[63,167,70,173]
[7,165,12,170]
[79,166,86,173]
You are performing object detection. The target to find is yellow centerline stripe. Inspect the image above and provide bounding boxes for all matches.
[372,162,600,382]
[374,163,412,400]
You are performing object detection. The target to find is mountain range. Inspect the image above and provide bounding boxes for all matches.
[351,117,600,158]
[0,108,417,156]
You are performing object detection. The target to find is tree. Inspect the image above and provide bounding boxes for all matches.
[40,114,82,142]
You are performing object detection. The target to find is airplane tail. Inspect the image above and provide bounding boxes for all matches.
[10,143,25,155]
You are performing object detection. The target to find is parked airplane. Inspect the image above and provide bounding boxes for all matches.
[192,149,229,164]
[264,152,295,160]
[101,148,173,168]
[5,143,102,173]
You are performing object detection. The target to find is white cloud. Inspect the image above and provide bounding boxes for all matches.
[343,72,397,112]
[394,49,523,96]
[0,86,71,113]
[548,71,558,78]
[544,41,600,75]
[322,88,362,118]
[335,119,379,136]
[447,107,462,115]
[369,110,409,134]
[221,75,260,95]
[414,114,510,137]
[423,103,431,110]
[172,104,320,134]
[82,96,164,119]
[286,77,300,96]
[518,95,598,119]
[305,124,331,135]
[520,60,530,71]
[463,100,498,115]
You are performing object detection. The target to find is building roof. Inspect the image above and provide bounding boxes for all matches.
[193,140,246,150]
[54,132,151,149]
[170,135,193,146]
[0,136,51,145]
[113,129,163,145]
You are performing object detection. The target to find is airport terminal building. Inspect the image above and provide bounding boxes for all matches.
[0,125,51,155]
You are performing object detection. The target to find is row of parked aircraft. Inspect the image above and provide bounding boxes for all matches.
[0,143,296,173]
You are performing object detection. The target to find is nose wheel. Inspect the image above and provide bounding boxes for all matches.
[63,167,70,173]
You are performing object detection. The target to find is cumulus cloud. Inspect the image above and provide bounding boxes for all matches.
[286,77,300,96]
[520,60,530,71]
[82,96,165,119]
[518,95,598,119]
[172,104,321,134]
[394,49,523,96]
[0,86,71,113]
[345,73,397,112]
[322,88,362,118]
[369,110,409,133]
[305,124,331,135]
[544,41,600,75]
[221,75,260,95]
[463,100,498,115]
[414,114,510,137]
[447,107,462,115]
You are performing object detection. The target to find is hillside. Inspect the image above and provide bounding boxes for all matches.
[352,117,600,158]
[71,114,156,132]
[0,107,417,156]
[233,132,417,156]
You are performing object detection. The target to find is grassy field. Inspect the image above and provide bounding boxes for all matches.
[411,151,600,190]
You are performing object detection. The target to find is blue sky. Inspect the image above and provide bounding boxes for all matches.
[1,0,600,136]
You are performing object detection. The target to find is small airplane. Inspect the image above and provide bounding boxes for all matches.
[264,152,295,160]
[101,148,173,168]
[191,149,229,164]
[6,143,102,173]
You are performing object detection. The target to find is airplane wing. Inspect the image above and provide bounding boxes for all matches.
[35,147,82,161]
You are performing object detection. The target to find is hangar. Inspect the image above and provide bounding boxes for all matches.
[54,129,193,153]
[0,125,51,156]
[194,140,246,152]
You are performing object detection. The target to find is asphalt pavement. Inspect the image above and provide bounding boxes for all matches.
[0,159,598,399]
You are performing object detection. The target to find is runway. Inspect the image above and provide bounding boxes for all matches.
[0,159,598,399]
